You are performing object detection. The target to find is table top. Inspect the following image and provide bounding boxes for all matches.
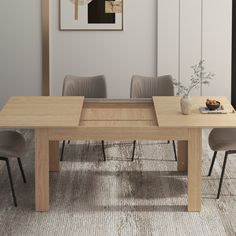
[0,96,84,128]
[0,96,235,129]
[153,96,236,128]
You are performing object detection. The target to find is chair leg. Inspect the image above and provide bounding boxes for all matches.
[17,158,26,183]
[217,152,228,199]
[172,141,177,161]
[60,140,66,161]
[102,140,106,161]
[167,140,170,144]
[68,140,70,144]
[5,159,17,207]
[132,140,136,161]
[208,151,218,176]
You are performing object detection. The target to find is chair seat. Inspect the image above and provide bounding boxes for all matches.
[209,128,236,151]
[0,131,26,158]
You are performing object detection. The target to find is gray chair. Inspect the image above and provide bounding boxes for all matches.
[130,74,177,161]
[0,130,27,206]
[60,75,107,161]
[208,128,236,198]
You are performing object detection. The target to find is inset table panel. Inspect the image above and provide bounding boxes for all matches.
[80,99,158,127]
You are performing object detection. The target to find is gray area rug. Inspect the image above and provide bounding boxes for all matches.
[0,129,236,236]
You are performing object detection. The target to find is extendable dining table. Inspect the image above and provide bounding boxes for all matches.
[0,96,235,212]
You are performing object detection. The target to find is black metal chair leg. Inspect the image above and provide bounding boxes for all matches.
[68,140,70,144]
[217,152,228,199]
[5,159,17,207]
[17,158,26,183]
[167,140,170,144]
[102,140,106,161]
[60,140,65,161]
[172,141,177,161]
[208,151,218,176]
[132,140,136,161]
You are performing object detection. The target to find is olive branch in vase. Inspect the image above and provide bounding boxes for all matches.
[173,60,215,96]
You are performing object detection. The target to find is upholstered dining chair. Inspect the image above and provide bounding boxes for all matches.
[130,74,177,161]
[60,75,107,162]
[0,130,27,206]
[208,128,236,198]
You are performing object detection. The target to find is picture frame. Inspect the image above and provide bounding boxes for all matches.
[59,0,123,31]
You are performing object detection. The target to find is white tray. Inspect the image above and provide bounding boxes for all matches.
[199,107,227,114]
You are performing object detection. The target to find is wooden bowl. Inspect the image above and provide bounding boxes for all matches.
[206,101,220,110]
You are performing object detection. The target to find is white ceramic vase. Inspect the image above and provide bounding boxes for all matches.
[180,95,192,115]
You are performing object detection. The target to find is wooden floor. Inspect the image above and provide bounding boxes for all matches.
[0,129,236,236]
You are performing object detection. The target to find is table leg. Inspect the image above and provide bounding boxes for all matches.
[188,128,202,212]
[49,141,60,172]
[35,128,49,212]
[177,141,188,172]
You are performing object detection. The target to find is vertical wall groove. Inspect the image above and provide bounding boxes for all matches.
[178,0,181,94]
[156,0,158,77]
[232,0,236,107]
[200,0,203,95]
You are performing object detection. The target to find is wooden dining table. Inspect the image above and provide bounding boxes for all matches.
[0,96,235,212]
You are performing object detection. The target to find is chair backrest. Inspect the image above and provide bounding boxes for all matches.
[130,75,174,98]
[0,130,26,156]
[62,75,107,98]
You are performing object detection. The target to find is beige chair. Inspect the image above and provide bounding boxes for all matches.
[0,130,27,206]
[130,75,177,161]
[208,128,236,198]
[61,75,107,161]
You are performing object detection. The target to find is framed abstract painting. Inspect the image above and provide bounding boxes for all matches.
[60,0,123,31]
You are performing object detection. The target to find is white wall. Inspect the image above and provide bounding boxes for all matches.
[0,0,232,106]
[202,0,232,98]
[51,0,157,98]
[0,0,42,108]
[158,0,232,99]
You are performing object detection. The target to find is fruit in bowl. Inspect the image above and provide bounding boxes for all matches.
[206,99,220,110]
